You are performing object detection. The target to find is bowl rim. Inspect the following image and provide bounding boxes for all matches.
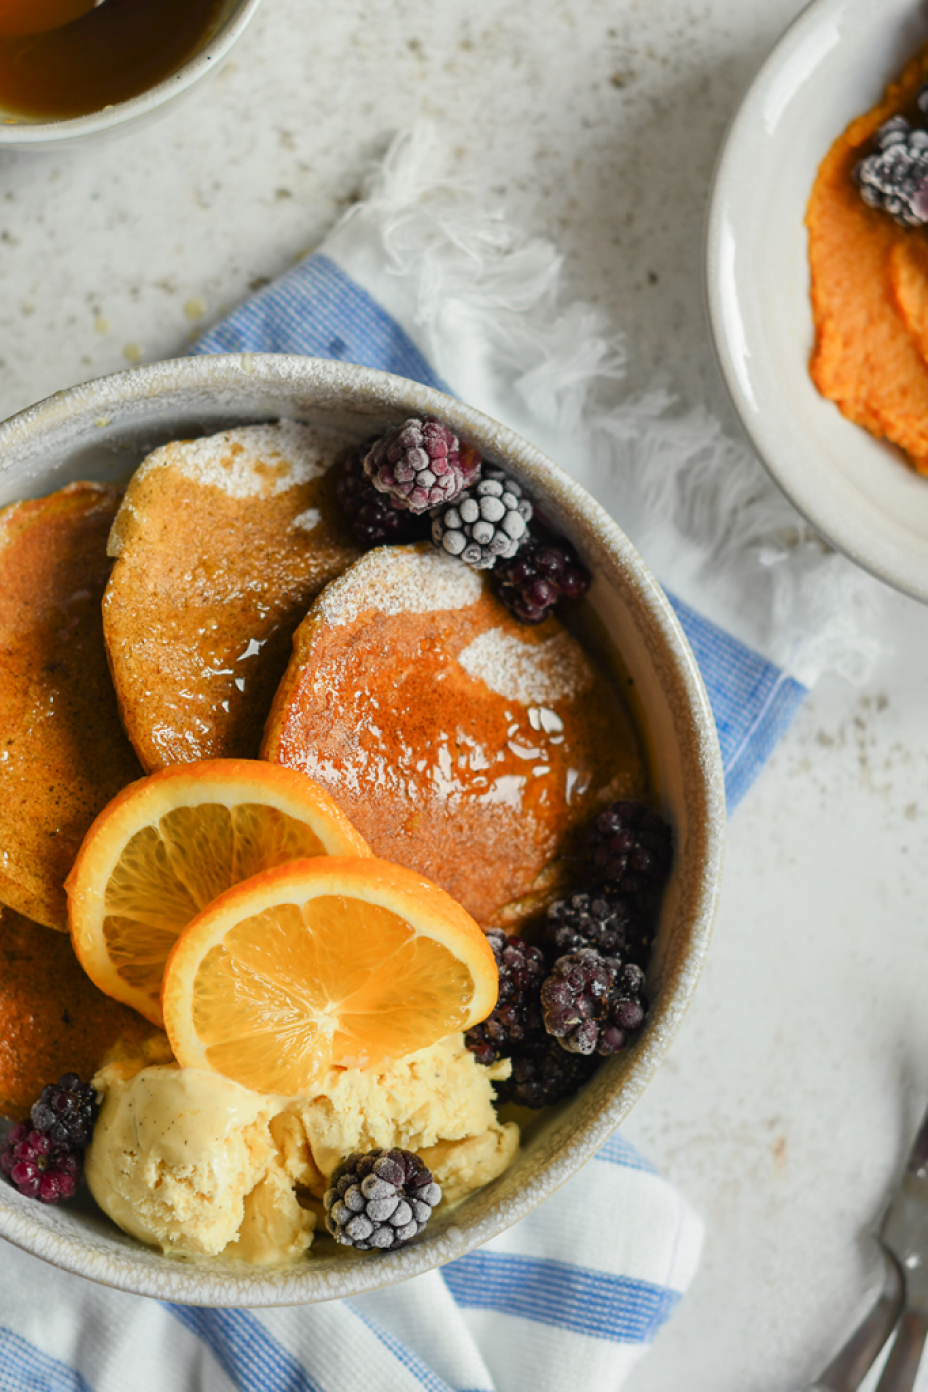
[0,0,264,144]
[0,353,725,1304]
[705,0,928,603]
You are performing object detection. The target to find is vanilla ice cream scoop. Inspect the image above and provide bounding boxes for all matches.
[85,1064,313,1262]
[85,1035,518,1265]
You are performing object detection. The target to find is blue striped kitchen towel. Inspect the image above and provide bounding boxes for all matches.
[0,1131,700,1391]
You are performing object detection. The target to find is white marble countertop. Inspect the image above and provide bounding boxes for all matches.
[2,0,926,1387]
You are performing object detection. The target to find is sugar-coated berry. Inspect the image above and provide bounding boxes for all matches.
[323,1148,441,1250]
[465,929,548,1065]
[854,103,928,226]
[493,536,591,623]
[585,800,672,895]
[431,471,533,569]
[363,418,481,514]
[541,949,648,1057]
[544,890,653,969]
[1,1072,99,1205]
[494,1036,598,1108]
[1,1122,83,1204]
[336,443,431,547]
[31,1073,100,1151]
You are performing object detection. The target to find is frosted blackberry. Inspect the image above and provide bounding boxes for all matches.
[541,949,647,1057]
[465,929,547,1065]
[585,800,672,894]
[30,1073,99,1151]
[336,444,430,547]
[495,1037,598,1108]
[363,418,481,513]
[493,536,591,623]
[854,110,928,226]
[323,1148,441,1250]
[431,471,532,569]
[544,891,653,968]
[1,1121,82,1204]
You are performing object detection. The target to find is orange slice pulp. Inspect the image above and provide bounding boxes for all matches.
[161,857,499,1095]
[66,759,370,1028]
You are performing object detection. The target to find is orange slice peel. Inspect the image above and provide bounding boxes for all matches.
[161,856,499,1095]
[66,759,370,1028]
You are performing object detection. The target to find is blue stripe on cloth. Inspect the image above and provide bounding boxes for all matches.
[0,1327,92,1392]
[192,254,450,393]
[440,1251,680,1345]
[668,593,807,811]
[349,1306,458,1392]
[594,1132,658,1176]
[167,1307,324,1392]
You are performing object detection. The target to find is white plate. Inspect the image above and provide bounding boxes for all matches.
[706,0,928,602]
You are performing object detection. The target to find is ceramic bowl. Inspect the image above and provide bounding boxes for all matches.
[0,354,724,1305]
[0,0,263,151]
[706,0,928,603]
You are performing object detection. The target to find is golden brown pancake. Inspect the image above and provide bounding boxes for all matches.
[262,544,646,926]
[0,906,151,1120]
[102,422,359,771]
[0,482,143,931]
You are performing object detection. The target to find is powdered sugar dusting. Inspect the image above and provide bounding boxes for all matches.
[132,421,330,499]
[458,628,596,705]
[290,508,321,531]
[318,546,482,626]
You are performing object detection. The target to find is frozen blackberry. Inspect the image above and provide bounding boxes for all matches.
[854,109,928,226]
[495,1036,598,1109]
[493,536,591,624]
[1,1121,82,1204]
[336,443,431,547]
[323,1148,441,1251]
[585,800,672,894]
[30,1072,99,1151]
[363,418,481,513]
[544,891,653,969]
[541,949,647,1057]
[431,471,532,570]
[465,929,547,1065]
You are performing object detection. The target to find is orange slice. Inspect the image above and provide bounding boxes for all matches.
[66,759,370,1028]
[161,857,499,1095]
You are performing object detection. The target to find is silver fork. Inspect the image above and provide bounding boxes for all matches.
[804,1102,928,1392]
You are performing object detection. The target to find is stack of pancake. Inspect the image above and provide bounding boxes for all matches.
[0,422,644,1117]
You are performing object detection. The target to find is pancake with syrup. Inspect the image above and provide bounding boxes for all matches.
[0,482,143,931]
[262,544,646,927]
[103,422,360,772]
[0,906,152,1121]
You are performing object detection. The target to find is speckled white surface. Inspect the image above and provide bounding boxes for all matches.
[0,0,923,1385]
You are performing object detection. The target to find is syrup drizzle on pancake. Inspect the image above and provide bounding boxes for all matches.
[263,544,644,925]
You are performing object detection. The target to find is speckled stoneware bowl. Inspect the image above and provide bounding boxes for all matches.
[0,354,724,1305]
[0,0,263,151]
